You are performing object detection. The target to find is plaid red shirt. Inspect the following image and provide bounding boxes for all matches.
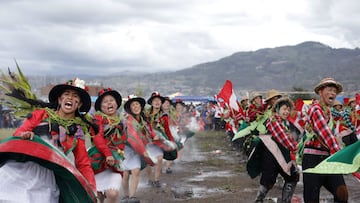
[266,115,297,152]
[247,103,265,122]
[306,101,340,154]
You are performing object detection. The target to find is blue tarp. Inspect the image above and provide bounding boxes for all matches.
[336,95,346,104]
[171,96,215,103]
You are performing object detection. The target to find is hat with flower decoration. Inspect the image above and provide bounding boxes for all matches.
[163,96,173,105]
[147,91,165,105]
[48,78,91,112]
[94,88,122,111]
[124,95,146,114]
[173,98,185,107]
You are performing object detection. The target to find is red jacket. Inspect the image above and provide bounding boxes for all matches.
[92,114,126,158]
[247,103,265,122]
[124,114,156,165]
[13,109,96,191]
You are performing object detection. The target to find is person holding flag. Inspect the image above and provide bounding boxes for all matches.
[301,77,348,203]
[217,80,244,118]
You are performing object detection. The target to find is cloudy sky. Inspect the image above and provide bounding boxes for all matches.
[0,0,359,76]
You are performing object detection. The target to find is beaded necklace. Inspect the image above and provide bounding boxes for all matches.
[95,111,123,142]
[45,107,89,136]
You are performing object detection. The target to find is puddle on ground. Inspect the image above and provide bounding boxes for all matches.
[187,170,233,182]
[171,184,224,199]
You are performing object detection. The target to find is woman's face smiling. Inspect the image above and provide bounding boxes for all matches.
[162,100,171,111]
[130,101,142,115]
[151,97,162,109]
[57,89,82,117]
[277,104,290,120]
[100,95,118,117]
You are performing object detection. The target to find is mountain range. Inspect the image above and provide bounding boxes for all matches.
[29,41,360,98]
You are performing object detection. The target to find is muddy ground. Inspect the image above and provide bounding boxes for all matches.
[131,131,360,203]
[1,129,359,203]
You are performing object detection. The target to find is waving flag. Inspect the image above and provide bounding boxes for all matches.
[304,140,360,181]
[217,80,240,112]
[356,93,360,105]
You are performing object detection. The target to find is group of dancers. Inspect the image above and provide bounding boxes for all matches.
[0,74,199,203]
[221,77,358,203]
[0,70,358,203]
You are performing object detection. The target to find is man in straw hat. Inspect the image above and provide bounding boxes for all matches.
[246,91,265,123]
[264,89,282,111]
[302,77,348,203]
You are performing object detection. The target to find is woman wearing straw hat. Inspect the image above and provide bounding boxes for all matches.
[0,78,97,202]
[121,95,156,203]
[246,91,265,122]
[302,77,348,203]
[240,95,249,111]
[264,89,282,111]
[89,88,124,203]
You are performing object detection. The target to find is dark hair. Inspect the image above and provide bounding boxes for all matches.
[273,98,293,113]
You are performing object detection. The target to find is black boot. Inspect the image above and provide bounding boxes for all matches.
[254,185,269,203]
[281,182,297,203]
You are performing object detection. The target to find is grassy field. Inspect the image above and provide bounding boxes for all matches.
[0,128,15,141]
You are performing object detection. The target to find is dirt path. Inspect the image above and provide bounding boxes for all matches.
[129,131,360,203]
[2,129,359,203]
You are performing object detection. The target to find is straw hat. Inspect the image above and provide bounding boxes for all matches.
[250,91,262,103]
[314,77,343,95]
[240,96,249,102]
[265,89,282,102]
[333,100,343,107]
[347,98,355,106]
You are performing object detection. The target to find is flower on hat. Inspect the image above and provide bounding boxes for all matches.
[98,88,113,96]
[49,77,91,112]
[73,78,86,89]
[64,78,89,91]
[151,91,160,97]
[128,94,136,100]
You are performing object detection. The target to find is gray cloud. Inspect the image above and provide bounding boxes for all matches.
[0,0,359,76]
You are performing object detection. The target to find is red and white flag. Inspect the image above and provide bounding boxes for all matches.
[217,80,240,112]
[356,93,360,105]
